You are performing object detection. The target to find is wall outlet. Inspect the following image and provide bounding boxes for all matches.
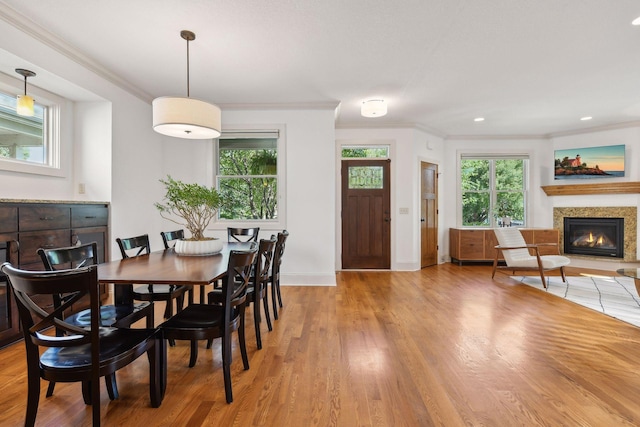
[399,207,409,214]
[78,183,86,194]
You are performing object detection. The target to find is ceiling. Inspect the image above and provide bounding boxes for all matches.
[2,0,640,138]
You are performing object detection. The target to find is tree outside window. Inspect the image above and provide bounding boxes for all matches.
[460,157,526,227]
[217,137,278,220]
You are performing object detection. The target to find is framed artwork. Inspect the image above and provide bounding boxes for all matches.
[554,144,625,180]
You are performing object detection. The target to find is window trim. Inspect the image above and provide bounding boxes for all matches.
[210,124,286,231]
[457,152,529,228]
[0,72,65,177]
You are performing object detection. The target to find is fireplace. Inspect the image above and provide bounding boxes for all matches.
[563,217,624,258]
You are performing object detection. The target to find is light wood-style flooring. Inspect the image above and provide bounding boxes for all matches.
[1,264,640,426]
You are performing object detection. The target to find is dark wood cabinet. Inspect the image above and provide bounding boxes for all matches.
[0,201,110,348]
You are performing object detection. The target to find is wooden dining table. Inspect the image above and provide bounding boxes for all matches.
[97,242,254,307]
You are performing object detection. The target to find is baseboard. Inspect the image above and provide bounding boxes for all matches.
[280,273,337,286]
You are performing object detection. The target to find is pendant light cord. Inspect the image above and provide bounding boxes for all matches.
[186,36,190,98]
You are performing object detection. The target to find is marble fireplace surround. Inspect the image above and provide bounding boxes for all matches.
[553,206,637,262]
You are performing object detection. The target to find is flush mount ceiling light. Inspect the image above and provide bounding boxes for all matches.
[15,68,36,117]
[152,30,221,139]
[361,99,387,118]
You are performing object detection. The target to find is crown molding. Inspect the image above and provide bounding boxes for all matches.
[547,120,640,138]
[445,134,548,141]
[220,101,340,111]
[0,4,153,102]
[336,121,446,138]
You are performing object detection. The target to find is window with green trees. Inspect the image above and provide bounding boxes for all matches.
[216,134,279,221]
[460,157,527,227]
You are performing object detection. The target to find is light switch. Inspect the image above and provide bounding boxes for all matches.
[399,207,409,214]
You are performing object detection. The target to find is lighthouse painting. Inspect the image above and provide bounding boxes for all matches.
[554,144,625,180]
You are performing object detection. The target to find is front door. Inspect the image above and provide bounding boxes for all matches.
[341,159,391,269]
[421,162,438,267]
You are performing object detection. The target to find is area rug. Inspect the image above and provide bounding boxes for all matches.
[510,275,640,328]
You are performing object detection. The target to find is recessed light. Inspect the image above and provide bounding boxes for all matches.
[580,116,593,121]
[632,16,640,25]
[474,117,485,122]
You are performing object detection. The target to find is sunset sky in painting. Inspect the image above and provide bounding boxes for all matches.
[554,144,625,171]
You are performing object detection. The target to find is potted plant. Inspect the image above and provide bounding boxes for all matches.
[155,175,223,255]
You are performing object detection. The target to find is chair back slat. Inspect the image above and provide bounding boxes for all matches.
[161,229,185,249]
[116,234,151,259]
[227,227,260,243]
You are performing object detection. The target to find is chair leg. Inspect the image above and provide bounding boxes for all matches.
[538,269,547,289]
[254,302,262,350]
[560,266,567,283]
[263,294,273,332]
[271,280,279,320]
[46,381,55,397]
[188,340,199,368]
[491,254,499,278]
[276,278,283,308]
[176,294,185,313]
[221,334,233,403]
[239,307,249,370]
[26,371,41,427]
[105,373,119,400]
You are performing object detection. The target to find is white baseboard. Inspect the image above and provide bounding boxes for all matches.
[280,273,337,286]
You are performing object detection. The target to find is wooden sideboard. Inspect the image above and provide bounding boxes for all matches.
[0,201,110,348]
[449,227,560,265]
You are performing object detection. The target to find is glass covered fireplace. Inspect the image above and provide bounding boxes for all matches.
[563,217,624,258]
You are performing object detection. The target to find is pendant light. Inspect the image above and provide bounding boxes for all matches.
[152,30,221,139]
[15,68,36,117]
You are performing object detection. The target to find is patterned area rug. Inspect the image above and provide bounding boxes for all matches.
[511,275,640,328]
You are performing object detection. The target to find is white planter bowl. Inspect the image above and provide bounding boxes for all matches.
[174,238,223,256]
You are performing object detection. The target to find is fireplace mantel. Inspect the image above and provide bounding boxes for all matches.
[541,181,640,196]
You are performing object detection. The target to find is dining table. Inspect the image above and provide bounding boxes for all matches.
[97,242,254,308]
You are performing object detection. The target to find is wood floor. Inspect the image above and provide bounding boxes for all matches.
[1,264,640,426]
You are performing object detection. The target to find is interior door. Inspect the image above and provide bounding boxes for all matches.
[341,159,391,269]
[421,162,438,267]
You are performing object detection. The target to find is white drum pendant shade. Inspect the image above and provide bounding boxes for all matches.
[153,96,221,139]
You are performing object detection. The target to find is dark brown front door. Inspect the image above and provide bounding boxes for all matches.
[421,162,438,267]
[341,159,391,269]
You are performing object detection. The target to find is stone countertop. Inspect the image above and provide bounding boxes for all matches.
[0,199,109,205]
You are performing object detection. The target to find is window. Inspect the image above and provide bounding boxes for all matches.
[460,156,528,227]
[0,76,62,176]
[341,146,389,158]
[215,129,284,227]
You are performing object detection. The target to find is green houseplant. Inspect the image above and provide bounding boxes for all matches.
[155,176,222,254]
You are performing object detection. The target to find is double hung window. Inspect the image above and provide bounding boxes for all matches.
[460,155,528,227]
[215,129,284,227]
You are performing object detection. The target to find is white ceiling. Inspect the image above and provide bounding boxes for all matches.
[2,0,640,138]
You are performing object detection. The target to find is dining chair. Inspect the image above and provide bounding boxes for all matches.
[117,234,189,320]
[0,262,165,427]
[209,236,276,349]
[37,241,155,400]
[160,229,200,304]
[159,245,257,403]
[270,230,289,320]
[491,227,570,288]
[227,227,260,243]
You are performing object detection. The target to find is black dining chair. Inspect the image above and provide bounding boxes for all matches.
[0,262,165,427]
[270,230,289,320]
[227,227,260,243]
[208,236,276,349]
[117,234,189,320]
[37,241,155,400]
[159,245,257,403]
[161,229,201,304]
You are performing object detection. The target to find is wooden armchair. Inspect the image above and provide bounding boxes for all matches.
[491,227,570,288]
